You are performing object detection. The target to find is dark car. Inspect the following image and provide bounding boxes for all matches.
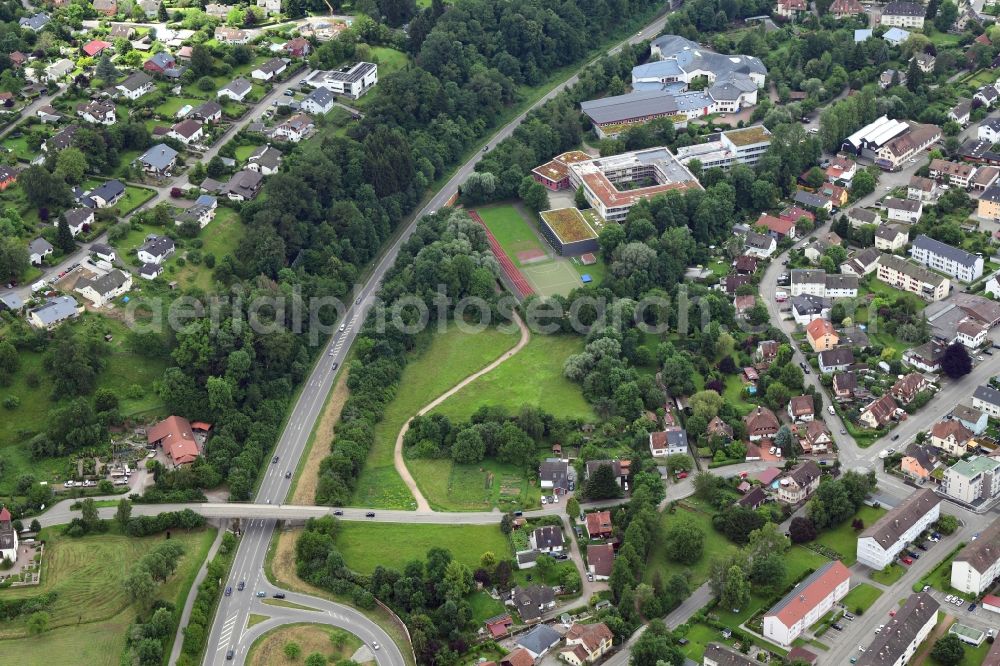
[891,434,900,440]
[970,603,978,611]
[272,455,280,463]
[832,623,844,631]
[273,593,286,599]
[285,471,292,479]
[366,511,376,518]
[332,362,339,370]
[333,510,343,516]
[225,586,232,596]
[554,554,569,560]
[226,649,234,661]
[916,543,927,550]
[237,581,245,591]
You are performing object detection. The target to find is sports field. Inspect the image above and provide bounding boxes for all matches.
[474,204,588,298]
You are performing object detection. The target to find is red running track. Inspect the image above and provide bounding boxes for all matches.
[469,210,534,299]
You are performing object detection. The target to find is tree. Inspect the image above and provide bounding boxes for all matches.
[851,169,876,198]
[663,515,704,564]
[930,634,965,665]
[721,565,751,611]
[479,551,497,571]
[934,0,958,31]
[584,463,624,500]
[80,498,101,532]
[157,0,169,21]
[29,519,40,533]
[518,176,549,212]
[713,506,766,544]
[534,554,555,580]
[96,54,118,82]
[689,390,723,421]
[56,148,87,185]
[574,185,589,209]
[941,342,972,379]
[629,622,684,666]
[937,515,959,535]
[123,564,156,609]
[774,425,793,457]
[304,654,326,666]
[451,428,485,464]
[115,498,132,530]
[27,611,49,634]
[788,516,817,543]
[500,513,513,535]
[750,553,786,588]
[566,496,580,518]
[57,215,76,253]
[206,155,227,178]
[0,238,29,283]
[189,45,213,77]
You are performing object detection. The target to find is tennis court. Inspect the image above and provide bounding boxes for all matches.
[522,260,584,298]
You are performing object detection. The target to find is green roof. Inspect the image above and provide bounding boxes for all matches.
[949,456,1000,478]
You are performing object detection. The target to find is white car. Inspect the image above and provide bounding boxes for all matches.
[769,446,777,455]
[876,625,884,634]
[372,641,380,651]
[541,496,547,505]
[946,595,954,603]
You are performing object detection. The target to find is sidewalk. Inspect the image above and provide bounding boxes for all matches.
[169,523,227,666]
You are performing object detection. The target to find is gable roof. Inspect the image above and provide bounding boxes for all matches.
[806,318,836,341]
[765,561,851,628]
[788,394,814,416]
[931,419,974,443]
[585,510,612,535]
[862,394,897,424]
[954,518,1000,574]
[587,543,614,576]
[819,348,854,367]
[860,489,941,550]
[737,486,768,508]
[903,443,936,471]
[784,460,821,488]
[532,525,563,549]
[703,644,756,666]
[857,593,939,666]
[912,234,980,269]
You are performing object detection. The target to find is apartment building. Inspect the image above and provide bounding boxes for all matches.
[857,489,942,570]
[880,1,926,28]
[909,234,984,283]
[974,385,1000,418]
[942,456,1000,505]
[876,254,950,302]
[763,561,851,646]
[929,159,977,188]
[857,594,939,666]
[951,518,1000,595]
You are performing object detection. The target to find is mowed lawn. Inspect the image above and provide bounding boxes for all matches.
[842,583,882,613]
[0,526,216,665]
[432,333,593,423]
[645,503,737,589]
[350,323,519,509]
[406,457,542,512]
[334,522,511,575]
[814,505,886,565]
[174,208,245,291]
[248,623,362,666]
[475,204,546,267]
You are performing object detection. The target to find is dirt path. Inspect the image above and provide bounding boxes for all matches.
[393,311,531,512]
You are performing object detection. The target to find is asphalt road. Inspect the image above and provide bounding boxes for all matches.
[197,12,680,666]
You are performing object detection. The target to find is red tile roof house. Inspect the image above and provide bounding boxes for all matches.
[585,510,613,539]
[780,205,815,225]
[285,37,312,58]
[758,213,797,239]
[484,614,513,639]
[146,415,201,465]
[859,394,898,429]
[561,623,614,665]
[587,543,614,580]
[800,420,832,454]
[500,648,534,666]
[744,406,779,441]
[787,395,815,423]
[756,340,778,365]
[890,373,930,405]
[776,461,822,504]
[763,561,851,646]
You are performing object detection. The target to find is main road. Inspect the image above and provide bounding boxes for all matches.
[198,11,679,666]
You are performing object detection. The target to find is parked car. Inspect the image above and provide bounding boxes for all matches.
[970,603,978,611]
[844,612,855,620]
[901,556,913,565]
[832,623,844,631]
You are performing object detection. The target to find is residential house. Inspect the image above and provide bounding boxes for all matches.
[973,166,1000,192]
[28,295,80,329]
[59,208,94,236]
[744,231,776,258]
[756,340,778,365]
[587,543,614,580]
[136,144,178,177]
[139,263,162,280]
[256,0,281,13]
[910,234,984,283]
[93,0,117,15]
[704,644,757,666]
[18,13,49,31]
[846,207,879,229]
[856,594,939,666]
[840,247,882,276]
[0,507,18,563]
[891,373,930,405]
[957,319,988,349]
[930,158,977,188]
[880,1,925,28]
[500,649,534,666]
[90,242,116,263]
[912,53,935,73]
[818,182,848,208]
[87,180,126,208]
[225,170,264,201]
[137,235,175,265]
[950,100,972,127]
[517,624,561,660]
[982,118,1000,144]
[175,199,216,228]
[790,269,826,297]
[738,486,768,510]
[649,427,688,456]
[214,27,249,45]
[538,459,569,494]
[932,420,976,456]
[758,213,796,239]
[801,420,832,454]
[109,24,135,39]
[775,0,807,16]
[793,190,833,212]
[974,385,1000,418]
[856,489,941,569]
[733,254,758,275]
[144,52,180,77]
[876,254,951,302]
[777,461,822,503]
[146,415,200,465]
[882,27,911,47]
[35,105,59,123]
[28,238,52,265]
[707,417,733,440]
[484,614,513,640]
[901,443,938,481]
[954,403,988,435]
[168,118,203,145]
[829,0,864,17]
[272,113,314,143]
[217,78,252,102]
[509,585,555,623]
[788,395,815,423]
[818,348,854,374]
[875,225,908,252]
[246,145,282,175]
[187,100,222,125]
[75,269,131,307]
[833,372,857,400]
[904,341,947,373]
[744,406,779,441]
[251,58,287,81]
[950,518,1000,595]
[942,456,1000,504]
[560,623,614,666]
[301,87,335,115]
[285,37,312,58]
[859,394,897,429]
[885,197,923,224]
[824,274,858,298]
[826,156,857,183]
[762,561,851,646]
[76,100,116,125]
[585,510,613,539]
[530,525,564,554]
[976,85,998,108]
[791,294,830,325]
[302,62,379,99]
[116,71,154,100]
[907,176,938,203]
[806,318,838,352]
[43,124,78,153]
[82,40,111,57]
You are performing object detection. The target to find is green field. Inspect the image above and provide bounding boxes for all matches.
[814,505,886,566]
[841,583,882,613]
[644,503,738,589]
[234,143,264,163]
[154,97,205,118]
[369,47,409,78]
[406,457,542,512]
[871,563,905,585]
[334,522,512,574]
[174,207,245,290]
[247,623,364,666]
[475,204,547,267]
[431,333,593,422]
[351,323,518,509]
[0,315,167,494]
[0,525,216,665]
